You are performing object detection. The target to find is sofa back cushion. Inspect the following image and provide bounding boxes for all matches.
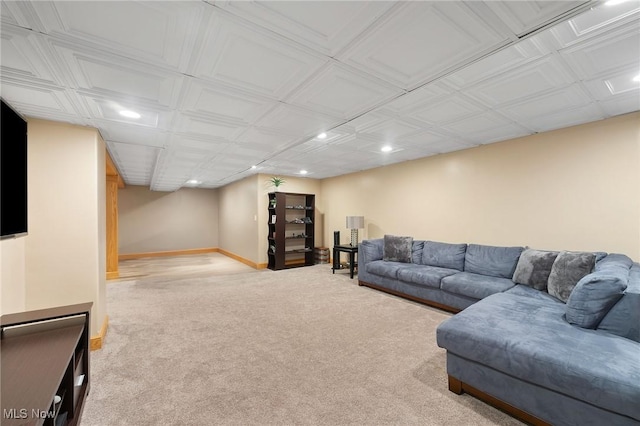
[383,235,413,263]
[412,241,425,264]
[595,253,633,272]
[565,269,628,329]
[597,264,640,343]
[512,249,559,291]
[421,241,467,271]
[464,244,524,279]
[547,251,596,303]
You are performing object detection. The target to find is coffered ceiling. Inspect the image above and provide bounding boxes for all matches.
[1,1,639,191]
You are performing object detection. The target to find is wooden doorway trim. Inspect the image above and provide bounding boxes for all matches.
[106,152,124,280]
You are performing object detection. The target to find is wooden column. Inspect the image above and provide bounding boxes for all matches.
[106,153,124,280]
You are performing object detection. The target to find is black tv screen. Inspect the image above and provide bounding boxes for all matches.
[1,98,28,239]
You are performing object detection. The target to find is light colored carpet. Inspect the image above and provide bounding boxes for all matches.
[82,261,523,426]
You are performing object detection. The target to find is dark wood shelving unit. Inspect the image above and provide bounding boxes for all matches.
[1,302,92,426]
[268,192,315,270]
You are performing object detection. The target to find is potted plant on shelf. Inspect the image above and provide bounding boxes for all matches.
[269,176,285,192]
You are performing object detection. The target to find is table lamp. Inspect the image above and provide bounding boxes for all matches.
[346,216,364,246]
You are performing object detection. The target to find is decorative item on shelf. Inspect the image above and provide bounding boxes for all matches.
[269,198,277,208]
[269,176,285,192]
[346,216,364,246]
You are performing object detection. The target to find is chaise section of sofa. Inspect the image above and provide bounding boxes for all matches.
[436,259,640,426]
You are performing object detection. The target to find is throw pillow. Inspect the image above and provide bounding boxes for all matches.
[383,235,413,263]
[512,249,559,291]
[566,270,627,329]
[547,251,596,303]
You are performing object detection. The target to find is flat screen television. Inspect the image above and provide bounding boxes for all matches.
[1,98,28,239]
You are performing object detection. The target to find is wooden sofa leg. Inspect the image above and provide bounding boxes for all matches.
[448,375,463,394]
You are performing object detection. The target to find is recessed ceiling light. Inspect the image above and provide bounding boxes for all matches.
[300,170,308,175]
[186,179,200,185]
[251,165,257,169]
[633,74,640,82]
[119,110,140,119]
[317,132,327,139]
[381,146,392,152]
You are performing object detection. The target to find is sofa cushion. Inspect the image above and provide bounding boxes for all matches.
[512,248,559,291]
[464,244,524,279]
[397,265,458,289]
[441,272,515,300]
[566,269,628,329]
[597,264,640,343]
[383,235,413,263]
[506,284,563,303]
[436,292,640,421]
[365,260,406,279]
[547,251,596,303]
[595,253,633,272]
[411,240,425,265]
[421,241,467,271]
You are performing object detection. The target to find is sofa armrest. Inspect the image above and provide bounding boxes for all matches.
[359,239,383,265]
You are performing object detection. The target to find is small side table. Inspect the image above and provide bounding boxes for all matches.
[332,244,358,279]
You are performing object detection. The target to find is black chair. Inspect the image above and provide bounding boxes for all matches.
[333,231,340,270]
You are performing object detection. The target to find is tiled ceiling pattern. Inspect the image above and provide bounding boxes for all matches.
[1,1,639,191]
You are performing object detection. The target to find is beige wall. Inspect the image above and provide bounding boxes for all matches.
[216,174,322,266]
[118,185,219,254]
[322,112,640,261]
[25,119,106,335]
[218,175,260,263]
[0,237,27,314]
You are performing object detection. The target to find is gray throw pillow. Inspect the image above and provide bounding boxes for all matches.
[547,251,596,303]
[512,249,559,291]
[566,270,627,329]
[383,235,413,263]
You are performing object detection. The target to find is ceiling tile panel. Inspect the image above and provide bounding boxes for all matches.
[483,1,587,36]
[550,2,640,47]
[49,43,184,107]
[1,26,62,86]
[0,81,83,121]
[498,84,593,122]
[31,1,205,71]
[442,111,526,143]
[99,123,168,148]
[599,91,640,116]
[194,13,326,98]
[516,103,605,133]
[174,113,248,140]
[288,63,402,119]
[408,95,486,126]
[465,56,575,107]
[340,2,509,89]
[583,69,640,100]
[380,82,451,115]
[255,104,341,139]
[443,37,550,89]
[224,1,397,56]
[178,79,277,125]
[560,22,640,80]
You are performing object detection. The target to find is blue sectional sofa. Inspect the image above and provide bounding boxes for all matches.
[357,237,640,426]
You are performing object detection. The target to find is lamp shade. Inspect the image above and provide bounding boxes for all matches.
[346,216,364,229]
